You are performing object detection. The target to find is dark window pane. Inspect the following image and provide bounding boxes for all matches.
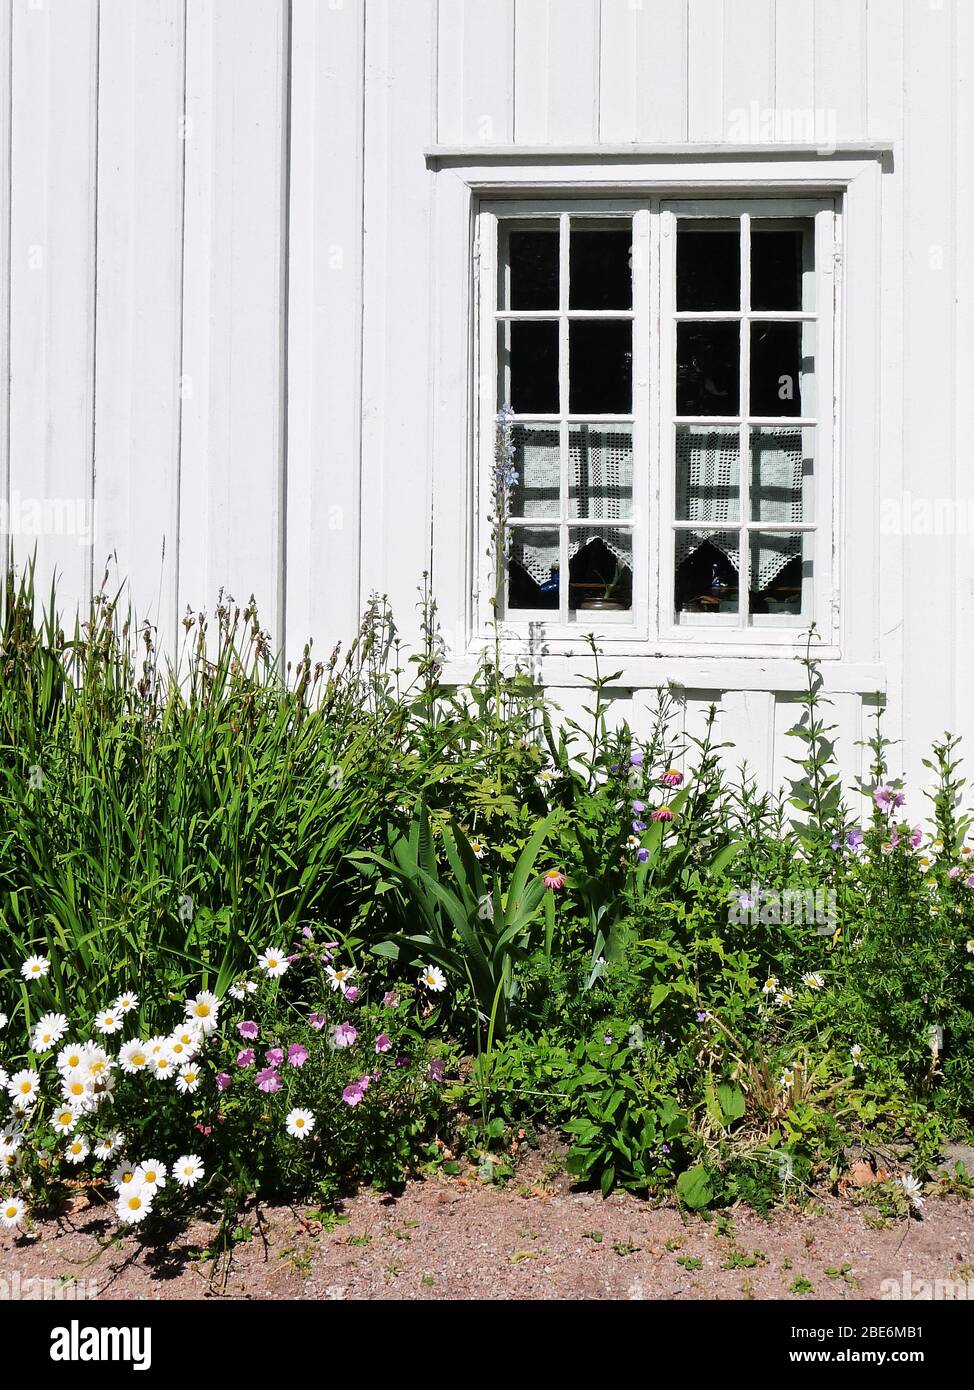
[503,227,560,310]
[676,322,740,415]
[750,228,808,311]
[676,222,740,310]
[749,532,810,620]
[569,321,632,414]
[508,528,560,610]
[569,530,632,612]
[749,322,806,416]
[569,224,632,308]
[503,321,559,414]
[674,532,740,616]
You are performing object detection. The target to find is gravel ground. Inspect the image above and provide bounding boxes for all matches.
[4,1148,974,1302]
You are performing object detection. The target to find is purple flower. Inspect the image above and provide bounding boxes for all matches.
[265,1047,284,1067]
[382,990,400,1009]
[738,891,757,910]
[256,1066,281,1093]
[910,825,923,848]
[696,1010,708,1023]
[395,1055,411,1068]
[342,1082,365,1107]
[287,1043,309,1068]
[309,1012,327,1031]
[662,1144,670,1155]
[375,1033,392,1054]
[301,926,314,940]
[236,1047,255,1068]
[846,828,864,850]
[216,1072,231,1091]
[632,820,646,833]
[632,800,646,814]
[830,838,841,851]
[636,847,650,863]
[334,1022,357,1049]
[428,1058,446,1083]
[965,874,974,890]
[629,750,644,768]
[286,953,299,964]
[343,985,359,1003]
[949,865,962,879]
[874,785,906,812]
[237,1020,258,1041]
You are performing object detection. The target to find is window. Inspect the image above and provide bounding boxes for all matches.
[478,197,836,646]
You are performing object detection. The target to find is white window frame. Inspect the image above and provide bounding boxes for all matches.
[476,194,837,650]
[425,149,887,685]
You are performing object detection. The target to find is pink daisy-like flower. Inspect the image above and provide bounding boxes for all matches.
[256,1067,281,1093]
[334,1023,357,1049]
[237,1020,258,1041]
[288,1043,308,1067]
[236,1047,255,1068]
[661,768,684,788]
[309,1012,327,1031]
[265,1047,284,1067]
[542,869,566,891]
[216,1072,231,1092]
[652,805,674,822]
[375,1033,392,1054]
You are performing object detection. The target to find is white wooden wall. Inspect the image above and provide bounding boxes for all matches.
[1,0,972,808]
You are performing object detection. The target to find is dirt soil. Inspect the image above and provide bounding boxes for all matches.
[4,1145,974,1301]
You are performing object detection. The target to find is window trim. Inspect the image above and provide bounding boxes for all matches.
[475,193,839,650]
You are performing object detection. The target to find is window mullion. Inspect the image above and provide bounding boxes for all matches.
[739,212,752,632]
[558,212,570,626]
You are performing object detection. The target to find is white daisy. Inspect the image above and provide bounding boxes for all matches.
[31,1012,68,1052]
[8,1069,41,1110]
[51,1104,80,1135]
[775,988,795,1008]
[133,1159,167,1193]
[94,1008,123,1036]
[0,1069,6,1093]
[81,1047,112,1083]
[64,1136,90,1165]
[0,1196,25,1228]
[0,1012,7,1030]
[851,1043,864,1065]
[184,991,221,1032]
[145,1035,171,1057]
[469,841,486,859]
[0,1152,21,1176]
[901,1173,925,1211]
[167,1025,202,1060]
[93,1133,123,1161]
[258,948,289,978]
[20,955,50,982]
[116,1182,153,1225]
[780,1068,795,1090]
[61,1070,94,1108]
[285,1108,315,1140]
[56,1043,87,1075]
[171,1154,204,1188]
[761,976,779,995]
[149,1053,176,1080]
[802,971,825,990]
[114,991,139,1013]
[111,1161,138,1190]
[0,1117,24,1155]
[175,1062,201,1094]
[118,1040,150,1075]
[419,964,447,993]
[325,964,356,992]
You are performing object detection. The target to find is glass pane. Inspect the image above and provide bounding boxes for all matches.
[749,321,815,416]
[569,221,633,309]
[750,221,815,311]
[510,425,561,519]
[748,530,811,620]
[568,424,633,519]
[569,320,632,414]
[675,426,739,523]
[568,528,633,613]
[676,220,740,310]
[749,425,814,524]
[500,320,559,414]
[674,530,740,616]
[507,527,560,610]
[499,223,560,310]
[676,322,740,415]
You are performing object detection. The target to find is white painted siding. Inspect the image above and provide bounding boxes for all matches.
[1,0,973,806]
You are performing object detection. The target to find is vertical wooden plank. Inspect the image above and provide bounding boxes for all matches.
[722,0,774,138]
[8,0,98,616]
[359,0,437,649]
[513,0,549,143]
[953,0,974,779]
[435,0,464,144]
[0,0,10,560]
[286,0,365,667]
[437,0,514,147]
[687,0,724,141]
[720,689,774,788]
[178,0,288,639]
[634,0,687,141]
[814,0,867,141]
[774,0,814,116]
[598,0,638,143]
[545,0,600,143]
[93,0,184,655]
[866,0,903,141]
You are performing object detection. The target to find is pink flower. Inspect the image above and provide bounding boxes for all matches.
[949,865,962,879]
[216,1072,231,1092]
[301,926,314,940]
[428,1058,446,1082]
[236,1048,255,1068]
[237,1020,258,1041]
[382,991,400,1009]
[661,768,684,788]
[196,1123,213,1136]
[874,785,905,812]
[910,825,923,848]
[343,985,359,1002]
[889,828,900,848]
[342,1082,365,1107]
[286,953,300,964]
[265,1047,284,1067]
[288,1043,308,1067]
[652,805,674,822]
[256,1066,281,1093]
[542,869,566,891]
[966,874,974,889]
[309,1012,327,1030]
[375,1033,392,1054]
[334,1023,357,1049]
